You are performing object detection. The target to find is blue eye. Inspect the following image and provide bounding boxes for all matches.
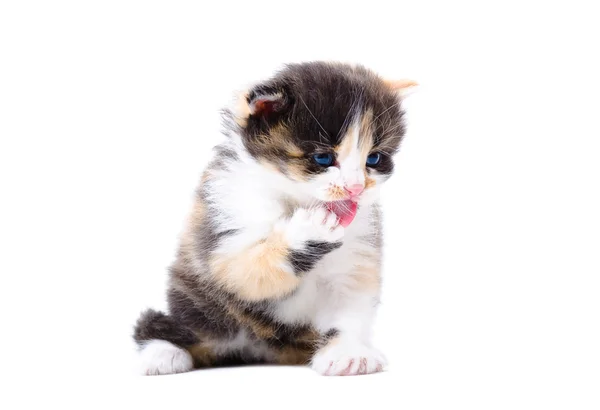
[313,153,334,167]
[366,152,381,166]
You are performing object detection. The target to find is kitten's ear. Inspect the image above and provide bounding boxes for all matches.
[384,79,419,96]
[247,86,290,119]
[231,86,290,128]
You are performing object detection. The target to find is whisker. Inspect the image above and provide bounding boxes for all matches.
[299,95,330,140]
[336,88,364,140]
[375,147,397,156]
[369,101,402,130]
[381,122,403,136]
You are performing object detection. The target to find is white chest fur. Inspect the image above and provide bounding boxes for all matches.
[269,205,380,331]
[209,151,382,333]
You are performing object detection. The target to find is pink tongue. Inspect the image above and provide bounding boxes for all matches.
[326,200,358,227]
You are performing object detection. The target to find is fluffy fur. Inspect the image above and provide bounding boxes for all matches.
[133,61,413,376]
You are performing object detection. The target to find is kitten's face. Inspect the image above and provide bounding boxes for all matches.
[231,62,410,225]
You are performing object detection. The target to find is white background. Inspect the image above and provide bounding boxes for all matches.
[1,1,598,409]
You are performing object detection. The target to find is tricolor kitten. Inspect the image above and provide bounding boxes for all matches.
[133,62,415,376]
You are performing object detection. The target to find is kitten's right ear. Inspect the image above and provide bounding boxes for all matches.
[232,86,290,128]
[246,86,290,120]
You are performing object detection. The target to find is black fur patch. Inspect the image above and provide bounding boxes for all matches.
[212,352,267,367]
[324,328,339,340]
[168,288,240,339]
[208,144,239,171]
[133,309,199,347]
[289,240,342,274]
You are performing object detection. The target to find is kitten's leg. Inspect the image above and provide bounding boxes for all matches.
[133,309,198,375]
[311,268,386,376]
[209,206,344,302]
[311,302,386,376]
[134,309,276,372]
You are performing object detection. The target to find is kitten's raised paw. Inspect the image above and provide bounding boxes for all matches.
[285,207,344,246]
[311,343,386,376]
[139,340,194,376]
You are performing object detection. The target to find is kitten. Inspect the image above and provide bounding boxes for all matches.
[133,61,415,376]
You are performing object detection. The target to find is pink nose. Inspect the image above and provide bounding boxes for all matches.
[345,184,364,197]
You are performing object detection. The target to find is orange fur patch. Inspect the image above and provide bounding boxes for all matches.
[335,111,375,165]
[314,335,340,357]
[328,185,348,201]
[286,160,309,182]
[365,176,376,190]
[349,264,381,292]
[255,125,308,181]
[188,343,216,367]
[210,231,299,301]
[384,79,419,91]
[222,303,277,339]
[234,91,251,127]
[276,346,314,365]
[335,124,356,163]
[179,198,206,260]
[348,248,382,293]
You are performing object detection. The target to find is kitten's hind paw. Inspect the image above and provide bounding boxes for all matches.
[138,340,194,376]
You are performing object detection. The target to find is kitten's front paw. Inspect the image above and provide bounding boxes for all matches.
[311,342,386,376]
[285,207,344,247]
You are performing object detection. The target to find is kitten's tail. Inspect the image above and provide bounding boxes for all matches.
[133,309,199,375]
[133,309,198,348]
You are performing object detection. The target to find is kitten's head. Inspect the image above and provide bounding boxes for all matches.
[229,62,415,226]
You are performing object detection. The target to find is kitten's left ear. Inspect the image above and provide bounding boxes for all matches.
[384,79,419,96]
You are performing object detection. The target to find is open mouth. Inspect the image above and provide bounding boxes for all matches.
[325,199,358,227]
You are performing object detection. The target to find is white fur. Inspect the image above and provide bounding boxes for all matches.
[209,330,276,362]
[337,119,366,188]
[139,340,194,376]
[311,340,387,376]
[248,92,284,115]
[270,204,378,328]
[280,206,345,249]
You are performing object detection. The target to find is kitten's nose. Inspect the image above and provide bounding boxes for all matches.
[345,184,365,197]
